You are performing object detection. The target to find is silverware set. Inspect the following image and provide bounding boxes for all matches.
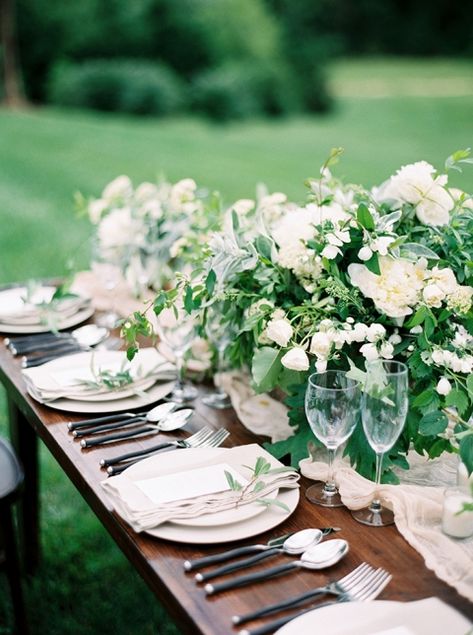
[184,539,391,635]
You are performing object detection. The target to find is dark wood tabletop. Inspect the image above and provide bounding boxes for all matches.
[1,331,472,634]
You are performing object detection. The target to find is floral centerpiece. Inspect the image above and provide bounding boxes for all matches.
[81,174,213,295]
[123,149,473,480]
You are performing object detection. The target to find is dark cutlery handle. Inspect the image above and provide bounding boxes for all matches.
[100,441,175,466]
[7,333,66,346]
[184,545,264,572]
[197,548,280,582]
[67,412,139,430]
[22,348,84,367]
[240,600,340,635]
[233,587,327,625]
[12,339,74,354]
[205,562,297,595]
[72,417,144,437]
[80,427,156,448]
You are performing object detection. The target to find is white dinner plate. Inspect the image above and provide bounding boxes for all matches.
[124,445,281,529]
[0,305,94,334]
[28,380,175,414]
[22,349,173,403]
[119,446,299,543]
[274,598,471,635]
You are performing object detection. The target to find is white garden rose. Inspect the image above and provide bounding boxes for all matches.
[281,347,310,371]
[429,267,458,295]
[436,377,452,396]
[309,332,331,359]
[348,257,426,318]
[102,175,133,202]
[266,318,293,347]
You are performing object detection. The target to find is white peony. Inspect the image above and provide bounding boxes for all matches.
[415,186,453,227]
[422,283,445,308]
[436,377,452,396]
[266,318,293,347]
[348,256,426,318]
[281,347,310,371]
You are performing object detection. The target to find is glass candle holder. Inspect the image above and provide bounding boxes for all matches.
[442,487,473,539]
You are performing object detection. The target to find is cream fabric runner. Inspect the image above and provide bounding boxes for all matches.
[300,452,473,603]
[218,371,293,442]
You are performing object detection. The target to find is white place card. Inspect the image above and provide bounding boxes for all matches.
[135,463,248,505]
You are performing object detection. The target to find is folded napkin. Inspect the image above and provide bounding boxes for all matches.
[218,371,293,442]
[0,286,90,324]
[22,348,175,402]
[102,444,300,532]
[300,454,473,602]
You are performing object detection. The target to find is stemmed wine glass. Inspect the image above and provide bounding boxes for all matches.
[158,308,199,403]
[352,359,408,527]
[202,308,233,409]
[305,370,361,507]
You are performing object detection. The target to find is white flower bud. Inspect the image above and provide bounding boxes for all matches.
[358,246,373,261]
[367,323,386,342]
[266,318,293,347]
[360,342,379,361]
[310,332,332,359]
[436,377,452,396]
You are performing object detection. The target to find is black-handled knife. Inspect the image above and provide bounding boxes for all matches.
[195,548,281,582]
[205,562,297,595]
[22,347,85,367]
[100,441,176,466]
[80,426,161,448]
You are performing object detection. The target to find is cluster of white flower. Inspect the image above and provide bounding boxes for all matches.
[380,160,454,227]
[424,325,473,390]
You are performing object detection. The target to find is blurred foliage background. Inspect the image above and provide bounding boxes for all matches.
[4,0,472,120]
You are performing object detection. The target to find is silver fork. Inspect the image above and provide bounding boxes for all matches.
[237,565,392,635]
[105,427,230,476]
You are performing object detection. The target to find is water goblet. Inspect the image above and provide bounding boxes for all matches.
[202,310,233,409]
[158,308,199,403]
[351,359,408,527]
[305,370,361,507]
[91,243,123,329]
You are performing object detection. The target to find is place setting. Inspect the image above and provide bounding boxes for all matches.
[0,282,93,334]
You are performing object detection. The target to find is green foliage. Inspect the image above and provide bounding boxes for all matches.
[48,59,185,116]
[251,346,283,392]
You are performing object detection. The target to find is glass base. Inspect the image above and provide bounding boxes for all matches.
[169,382,199,404]
[305,482,344,508]
[96,311,120,329]
[351,503,395,527]
[202,392,231,409]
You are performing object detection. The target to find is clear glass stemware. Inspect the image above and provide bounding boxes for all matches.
[158,308,199,403]
[304,370,361,507]
[202,309,233,409]
[90,243,123,329]
[352,359,408,527]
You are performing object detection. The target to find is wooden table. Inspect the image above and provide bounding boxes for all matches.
[1,336,472,634]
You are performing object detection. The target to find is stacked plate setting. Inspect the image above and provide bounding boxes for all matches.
[22,348,176,413]
[0,285,93,333]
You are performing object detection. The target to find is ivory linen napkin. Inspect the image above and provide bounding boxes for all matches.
[102,444,300,532]
[300,455,473,602]
[218,371,293,442]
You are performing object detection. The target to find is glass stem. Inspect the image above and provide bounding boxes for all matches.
[215,346,225,395]
[325,447,337,495]
[175,351,184,390]
[371,451,384,511]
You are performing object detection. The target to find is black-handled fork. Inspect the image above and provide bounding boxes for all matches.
[105,428,230,476]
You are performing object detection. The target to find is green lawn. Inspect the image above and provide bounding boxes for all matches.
[0,58,472,634]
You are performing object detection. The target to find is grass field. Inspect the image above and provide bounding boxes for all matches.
[0,58,472,634]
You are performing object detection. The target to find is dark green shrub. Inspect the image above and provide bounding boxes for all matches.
[191,62,301,121]
[47,59,185,115]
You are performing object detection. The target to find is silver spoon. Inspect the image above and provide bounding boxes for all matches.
[72,402,178,437]
[81,408,194,449]
[195,528,340,582]
[204,539,349,595]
